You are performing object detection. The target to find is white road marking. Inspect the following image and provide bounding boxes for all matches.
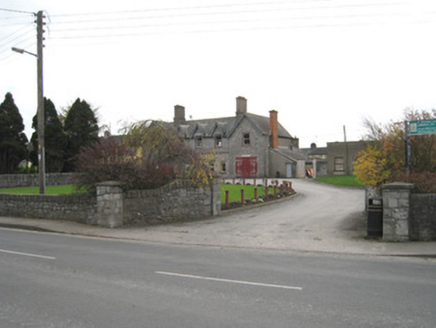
[0,249,55,260]
[156,271,302,291]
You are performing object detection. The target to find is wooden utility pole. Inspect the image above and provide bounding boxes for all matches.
[343,125,349,175]
[404,121,411,179]
[36,10,45,194]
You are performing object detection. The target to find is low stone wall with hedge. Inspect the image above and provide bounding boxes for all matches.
[0,173,76,188]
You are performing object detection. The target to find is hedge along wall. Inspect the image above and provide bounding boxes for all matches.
[0,179,221,227]
[0,173,76,188]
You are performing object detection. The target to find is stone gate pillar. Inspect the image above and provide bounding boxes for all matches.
[211,178,221,216]
[96,181,124,228]
[382,182,413,242]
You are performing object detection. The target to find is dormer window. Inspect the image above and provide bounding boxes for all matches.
[243,133,250,146]
[196,136,203,148]
[215,135,222,148]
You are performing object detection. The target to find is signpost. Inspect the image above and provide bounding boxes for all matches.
[405,119,436,178]
[409,119,436,136]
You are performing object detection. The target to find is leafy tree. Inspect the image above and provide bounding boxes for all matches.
[63,98,99,171]
[30,98,67,172]
[74,121,212,192]
[0,93,28,173]
[354,109,436,192]
[354,144,391,188]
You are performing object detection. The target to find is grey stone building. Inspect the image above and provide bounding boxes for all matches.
[300,143,328,177]
[172,96,306,179]
[326,140,366,176]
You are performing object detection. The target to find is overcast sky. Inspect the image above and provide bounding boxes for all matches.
[1,0,435,147]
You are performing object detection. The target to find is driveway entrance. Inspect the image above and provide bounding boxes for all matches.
[145,179,366,253]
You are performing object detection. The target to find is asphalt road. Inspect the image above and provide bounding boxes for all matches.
[1,228,436,328]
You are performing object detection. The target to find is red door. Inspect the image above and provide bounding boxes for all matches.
[235,157,258,178]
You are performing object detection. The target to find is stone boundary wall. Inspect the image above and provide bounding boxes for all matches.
[381,182,436,242]
[123,179,220,225]
[0,193,96,224]
[410,193,436,241]
[0,179,221,227]
[0,173,76,188]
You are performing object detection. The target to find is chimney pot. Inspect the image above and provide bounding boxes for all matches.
[236,96,247,116]
[174,105,186,126]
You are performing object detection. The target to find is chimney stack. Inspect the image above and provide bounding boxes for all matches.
[236,96,247,116]
[269,110,278,149]
[174,105,186,126]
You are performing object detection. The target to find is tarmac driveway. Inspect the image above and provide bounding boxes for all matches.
[142,179,368,253]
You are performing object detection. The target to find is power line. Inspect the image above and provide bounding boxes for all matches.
[49,0,410,19]
[50,10,424,33]
[47,13,436,42]
[0,8,34,15]
[2,1,435,49]
[0,24,35,59]
[49,0,317,18]
[0,23,34,44]
[49,1,412,25]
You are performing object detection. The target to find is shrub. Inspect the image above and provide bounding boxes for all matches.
[74,137,177,192]
[74,121,212,192]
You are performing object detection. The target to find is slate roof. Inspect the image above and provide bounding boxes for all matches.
[173,113,295,140]
[299,145,328,160]
[270,148,307,161]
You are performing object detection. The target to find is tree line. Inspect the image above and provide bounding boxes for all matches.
[0,92,211,191]
[0,92,99,174]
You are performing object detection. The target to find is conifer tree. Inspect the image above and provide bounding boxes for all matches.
[63,98,99,171]
[30,98,67,172]
[0,93,28,173]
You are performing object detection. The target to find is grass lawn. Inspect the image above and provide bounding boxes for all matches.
[0,183,285,204]
[221,184,278,205]
[314,175,364,187]
[0,185,85,195]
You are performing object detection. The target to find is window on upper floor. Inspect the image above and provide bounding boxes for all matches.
[196,136,203,148]
[215,135,222,148]
[243,133,250,146]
